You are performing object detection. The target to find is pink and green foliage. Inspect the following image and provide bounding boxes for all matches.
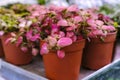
[1,4,116,58]
[27,5,115,58]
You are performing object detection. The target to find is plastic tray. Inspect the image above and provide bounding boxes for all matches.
[82,59,120,80]
[0,59,48,80]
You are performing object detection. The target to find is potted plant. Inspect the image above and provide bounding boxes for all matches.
[81,9,117,70]
[0,7,16,57]
[27,5,86,80]
[0,6,34,65]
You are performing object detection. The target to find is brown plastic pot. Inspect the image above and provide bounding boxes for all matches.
[82,32,117,70]
[0,38,4,57]
[41,39,85,80]
[1,34,33,65]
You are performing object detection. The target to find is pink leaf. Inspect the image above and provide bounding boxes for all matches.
[0,31,4,36]
[5,38,12,44]
[95,20,104,26]
[40,43,49,55]
[67,5,79,12]
[21,47,28,53]
[11,33,16,37]
[71,35,77,42]
[88,30,106,37]
[93,30,104,36]
[102,25,115,31]
[51,24,59,33]
[57,50,65,59]
[26,21,32,27]
[87,19,96,26]
[26,30,40,41]
[66,26,74,31]
[57,37,73,47]
[57,19,68,26]
[19,21,26,28]
[59,31,65,38]
[47,36,57,47]
[108,26,115,31]
[16,37,23,47]
[49,5,66,12]
[32,48,38,56]
[51,24,59,29]
[26,30,32,40]
[73,16,83,23]
[30,34,40,41]
[66,32,74,37]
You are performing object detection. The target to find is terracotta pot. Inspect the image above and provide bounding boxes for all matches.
[41,39,85,80]
[1,34,33,65]
[82,32,117,70]
[0,38,4,57]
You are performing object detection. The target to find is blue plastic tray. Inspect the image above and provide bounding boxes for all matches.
[0,59,48,80]
[83,59,120,80]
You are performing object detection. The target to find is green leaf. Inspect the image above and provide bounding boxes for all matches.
[38,0,45,5]
[113,22,119,28]
[100,36,104,42]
